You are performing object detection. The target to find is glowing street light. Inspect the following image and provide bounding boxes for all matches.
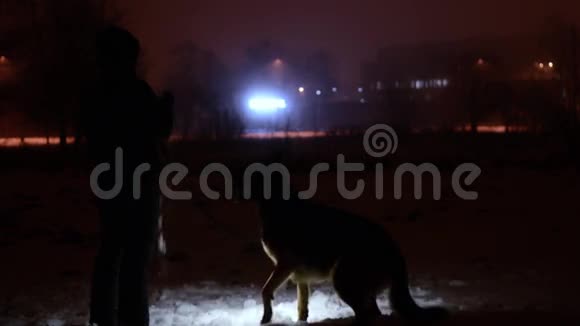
[357,87,363,93]
[273,58,283,66]
[538,62,545,69]
[298,87,305,93]
[315,90,322,96]
[248,96,287,114]
[548,61,554,68]
[331,87,337,93]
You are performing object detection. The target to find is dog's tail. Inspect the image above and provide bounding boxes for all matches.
[389,260,448,322]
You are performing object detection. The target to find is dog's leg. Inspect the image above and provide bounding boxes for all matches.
[297,282,310,322]
[261,265,291,324]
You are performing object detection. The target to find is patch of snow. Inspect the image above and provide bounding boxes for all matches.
[147,283,444,326]
[45,319,66,326]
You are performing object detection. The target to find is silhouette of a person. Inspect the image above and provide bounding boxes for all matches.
[82,26,172,326]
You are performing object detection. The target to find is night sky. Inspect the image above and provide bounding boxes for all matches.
[118,0,579,90]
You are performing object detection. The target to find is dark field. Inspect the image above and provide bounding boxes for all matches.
[0,133,578,325]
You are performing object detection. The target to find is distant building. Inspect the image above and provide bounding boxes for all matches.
[360,36,567,132]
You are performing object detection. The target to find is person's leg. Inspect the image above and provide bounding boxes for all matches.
[90,201,124,326]
[118,190,159,326]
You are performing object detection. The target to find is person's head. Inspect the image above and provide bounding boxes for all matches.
[96,26,140,79]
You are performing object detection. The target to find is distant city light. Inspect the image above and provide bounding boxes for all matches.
[0,56,7,64]
[360,98,366,103]
[548,61,554,68]
[357,87,363,93]
[477,58,485,65]
[316,90,322,96]
[332,87,337,93]
[273,58,283,66]
[409,79,449,89]
[0,137,75,148]
[248,96,287,114]
[538,62,545,69]
[298,87,305,93]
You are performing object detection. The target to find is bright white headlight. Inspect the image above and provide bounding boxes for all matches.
[248,96,287,113]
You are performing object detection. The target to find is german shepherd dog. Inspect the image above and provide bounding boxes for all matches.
[257,190,447,325]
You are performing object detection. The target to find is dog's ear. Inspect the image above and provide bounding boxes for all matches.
[245,170,267,201]
[229,166,246,202]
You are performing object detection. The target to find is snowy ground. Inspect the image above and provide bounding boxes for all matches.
[0,279,573,326]
[151,284,442,326]
[1,135,578,325]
